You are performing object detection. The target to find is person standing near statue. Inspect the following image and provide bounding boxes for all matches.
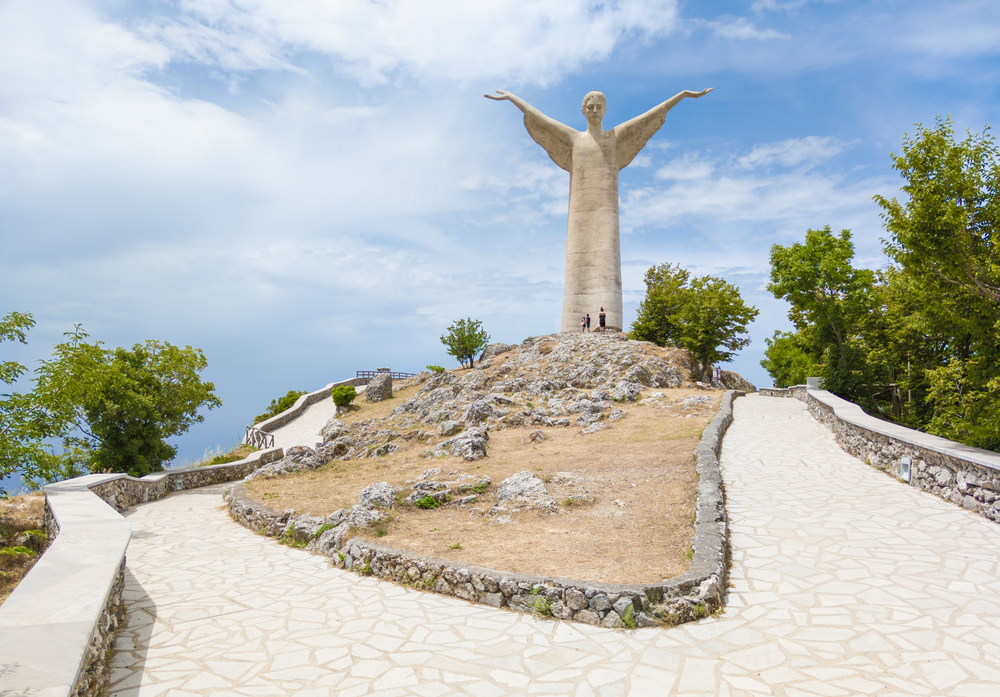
[586,313,591,332]
[485,86,712,333]
[599,307,606,334]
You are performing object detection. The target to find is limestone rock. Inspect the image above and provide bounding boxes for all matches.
[320,418,347,443]
[480,343,515,363]
[497,471,547,500]
[358,482,396,510]
[430,428,490,461]
[609,382,643,402]
[438,420,463,437]
[365,372,393,402]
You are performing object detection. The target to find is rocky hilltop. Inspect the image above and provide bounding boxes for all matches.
[249,332,753,477]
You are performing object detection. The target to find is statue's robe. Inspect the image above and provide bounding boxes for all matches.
[523,106,670,332]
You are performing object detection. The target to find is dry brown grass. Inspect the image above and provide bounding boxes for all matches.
[245,388,721,585]
[0,493,47,607]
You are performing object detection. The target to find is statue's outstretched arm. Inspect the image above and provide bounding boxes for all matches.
[614,88,712,170]
[485,91,576,172]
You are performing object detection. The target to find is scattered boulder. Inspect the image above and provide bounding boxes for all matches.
[365,373,393,402]
[438,420,463,437]
[428,428,489,461]
[320,418,347,442]
[480,343,515,363]
[497,471,547,500]
[609,382,643,402]
[358,482,396,509]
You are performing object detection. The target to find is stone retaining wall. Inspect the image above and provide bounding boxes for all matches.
[762,386,1000,524]
[0,447,283,697]
[228,390,742,628]
[252,378,370,434]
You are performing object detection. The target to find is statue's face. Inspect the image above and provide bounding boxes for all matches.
[582,93,606,125]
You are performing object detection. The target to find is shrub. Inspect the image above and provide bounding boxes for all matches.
[426,365,445,373]
[331,385,357,407]
[415,495,440,509]
[254,390,307,424]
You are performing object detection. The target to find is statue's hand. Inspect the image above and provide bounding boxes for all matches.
[484,90,512,101]
[689,88,713,98]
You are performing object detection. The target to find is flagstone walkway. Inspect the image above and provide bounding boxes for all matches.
[109,395,1000,696]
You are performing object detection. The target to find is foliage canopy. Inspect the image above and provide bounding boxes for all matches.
[762,119,1000,451]
[631,264,758,382]
[1,320,221,482]
[441,318,490,368]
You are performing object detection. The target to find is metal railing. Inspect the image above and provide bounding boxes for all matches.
[356,370,417,379]
[245,425,275,449]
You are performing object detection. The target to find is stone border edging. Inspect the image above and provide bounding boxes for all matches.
[227,390,742,628]
[759,386,1000,523]
[0,447,283,697]
[252,378,370,434]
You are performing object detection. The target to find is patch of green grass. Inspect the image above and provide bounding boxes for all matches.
[562,498,574,507]
[375,527,388,537]
[449,542,463,550]
[471,481,489,494]
[312,523,335,539]
[264,492,279,499]
[416,495,441,509]
[621,605,636,629]
[528,587,552,618]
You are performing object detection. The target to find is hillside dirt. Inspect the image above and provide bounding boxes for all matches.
[244,332,745,584]
[0,493,47,607]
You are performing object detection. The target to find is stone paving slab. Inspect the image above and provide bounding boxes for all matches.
[110,394,1000,696]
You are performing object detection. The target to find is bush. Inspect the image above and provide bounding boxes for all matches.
[254,390,307,424]
[331,385,357,407]
[426,365,445,373]
[415,495,440,509]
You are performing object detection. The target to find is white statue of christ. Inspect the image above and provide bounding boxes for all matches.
[485,87,712,332]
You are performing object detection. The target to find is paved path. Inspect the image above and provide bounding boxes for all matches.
[268,387,365,451]
[110,395,1000,696]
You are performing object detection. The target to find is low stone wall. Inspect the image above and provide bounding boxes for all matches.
[762,386,1000,524]
[228,390,742,627]
[252,377,370,434]
[0,447,283,697]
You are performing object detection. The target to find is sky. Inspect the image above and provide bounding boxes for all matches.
[2,0,999,486]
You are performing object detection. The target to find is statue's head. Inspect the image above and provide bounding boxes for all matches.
[582,91,606,126]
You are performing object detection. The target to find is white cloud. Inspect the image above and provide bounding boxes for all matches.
[896,1,1000,58]
[146,0,680,85]
[737,136,850,169]
[704,17,789,41]
[654,152,715,180]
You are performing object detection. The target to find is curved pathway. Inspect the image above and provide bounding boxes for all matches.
[110,395,1000,696]
[268,386,365,451]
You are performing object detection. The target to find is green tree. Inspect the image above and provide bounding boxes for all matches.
[254,390,307,424]
[766,227,875,396]
[630,264,758,381]
[675,276,759,382]
[441,318,490,368]
[7,325,222,481]
[0,312,53,480]
[875,118,1000,303]
[873,119,1000,449]
[760,329,822,389]
[631,263,690,347]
